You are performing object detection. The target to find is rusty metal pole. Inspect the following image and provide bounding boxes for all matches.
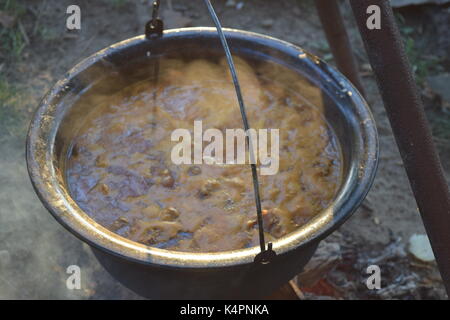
[350,0,450,295]
[314,0,366,97]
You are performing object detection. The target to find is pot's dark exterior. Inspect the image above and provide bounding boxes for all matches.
[92,242,319,299]
[26,28,379,299]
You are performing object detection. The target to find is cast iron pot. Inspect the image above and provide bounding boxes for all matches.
[26,27,378,299]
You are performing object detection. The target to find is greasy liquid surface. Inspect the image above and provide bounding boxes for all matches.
[66,57,342,252]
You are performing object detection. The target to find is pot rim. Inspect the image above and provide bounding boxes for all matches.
[26,27,378,269]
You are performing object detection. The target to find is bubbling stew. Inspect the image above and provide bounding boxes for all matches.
[66,56,342,252]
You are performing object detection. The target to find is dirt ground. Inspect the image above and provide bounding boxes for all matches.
[0,0,449,299]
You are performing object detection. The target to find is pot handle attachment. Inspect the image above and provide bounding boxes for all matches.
[254,243,277,265]
[145,0,163,38]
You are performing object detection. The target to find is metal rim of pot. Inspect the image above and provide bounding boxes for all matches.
[26,27,379,269]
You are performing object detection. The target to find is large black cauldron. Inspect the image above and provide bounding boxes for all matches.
[26,28,378,299]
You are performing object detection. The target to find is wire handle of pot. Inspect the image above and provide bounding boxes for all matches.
[203,0,276,265]
[146,0,163,38]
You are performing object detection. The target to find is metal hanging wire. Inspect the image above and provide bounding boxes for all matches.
[202,0,275,264]
[145,0,276,264]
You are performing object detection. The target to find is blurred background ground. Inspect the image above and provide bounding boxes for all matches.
[0,0,449,299]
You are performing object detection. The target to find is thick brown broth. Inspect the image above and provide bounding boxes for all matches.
[66,57,342,252]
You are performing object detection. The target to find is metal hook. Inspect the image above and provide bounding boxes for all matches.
[146,0,163,38]
[152,0,160,20]
[254,243,277,265]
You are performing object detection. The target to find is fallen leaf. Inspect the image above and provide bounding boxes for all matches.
[409,233,435,262]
